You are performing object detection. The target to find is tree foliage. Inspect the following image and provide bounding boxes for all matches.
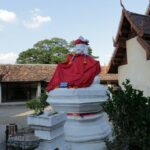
[104,80,150,150]
[26,90,48,115]
[17,48,51,64]
[17,38,69,64]
[33,38,68,50]
[17,37,97,64]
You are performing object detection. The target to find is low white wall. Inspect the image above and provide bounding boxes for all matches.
[118,37,150,96]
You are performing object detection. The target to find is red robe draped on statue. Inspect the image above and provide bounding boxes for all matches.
[47,54,101,92]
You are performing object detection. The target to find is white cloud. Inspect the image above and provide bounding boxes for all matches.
[0,52,18,64]
[31,8,41,14]
[24,15,51,29]
[0,9,17,23]
[23,9,51,29]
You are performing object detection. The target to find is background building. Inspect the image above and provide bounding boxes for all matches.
[108,4,150,96]
[0,64,117,104]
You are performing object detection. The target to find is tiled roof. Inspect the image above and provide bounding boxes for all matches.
[0,64,56,82]
[108,8,150,73]
[0,64,117,82]
[100,66,118,81]
[127,11,150,36]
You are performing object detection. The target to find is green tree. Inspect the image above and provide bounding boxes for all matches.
[51,46,69,64]
[68,40,75,50]
[17,38,69,64]
[26,90,49,115]
[88,47,93,56]
[34,38,68,50]
[17,48,52,64]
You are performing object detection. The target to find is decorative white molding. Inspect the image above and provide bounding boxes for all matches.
[65,113,111,142]
[47,84,107,113]
[27,113,67,150]
[35,134,68,150]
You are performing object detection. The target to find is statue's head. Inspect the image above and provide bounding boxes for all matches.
[74,36,89,55]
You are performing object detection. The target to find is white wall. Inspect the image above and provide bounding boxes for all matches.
[118,37,150,96]
[36,82,41,97]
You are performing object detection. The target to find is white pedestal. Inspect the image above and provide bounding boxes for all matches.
[47,81,112,150]
[35,134,67,150]
[27,113,67,150]
[65,113,111,150]
[47,84,107,113]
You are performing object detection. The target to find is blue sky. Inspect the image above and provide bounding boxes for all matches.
[0,0,148,64]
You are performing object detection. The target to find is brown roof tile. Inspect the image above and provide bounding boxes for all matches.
[127,11,150,36]
[0,64,56,82]
[100,66,118,81]
[0,64,117,83]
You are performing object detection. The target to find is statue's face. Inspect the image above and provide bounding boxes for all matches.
[75,44,88,54]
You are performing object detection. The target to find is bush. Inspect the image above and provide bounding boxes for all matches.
[103,80,150,150]
[26,91,49,115]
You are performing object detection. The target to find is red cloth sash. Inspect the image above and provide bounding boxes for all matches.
[47,54,101,92]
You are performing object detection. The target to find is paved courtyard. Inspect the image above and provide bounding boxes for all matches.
[0,104,33,149]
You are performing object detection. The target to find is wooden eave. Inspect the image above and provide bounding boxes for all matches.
[108,10,131,73]
[107,46,126,73]
[123,10,144,37]
[114,10,125,46]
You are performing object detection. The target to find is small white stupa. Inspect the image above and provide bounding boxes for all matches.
[47,36,112,150]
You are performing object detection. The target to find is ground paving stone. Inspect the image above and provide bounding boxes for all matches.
[0,105,33,150]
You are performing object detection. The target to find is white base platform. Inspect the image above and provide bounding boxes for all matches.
[65,113,111,142]
[47,84,107,113]
[28,113,66,140]
[27,112,67,150]
[68,140,106,150]
[64,113,111,150]
[36,134,68,150]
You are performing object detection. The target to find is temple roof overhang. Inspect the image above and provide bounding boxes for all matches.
[146,2,150,16]
[108,8,150,73]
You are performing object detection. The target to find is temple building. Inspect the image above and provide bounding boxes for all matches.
[0,64,117,104]
[108,4,150,96]
[0,64,56,104]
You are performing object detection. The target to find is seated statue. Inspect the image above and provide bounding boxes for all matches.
[47,36,101,92]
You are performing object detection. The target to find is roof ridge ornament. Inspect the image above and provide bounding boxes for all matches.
[120,0,126,10]
[112,37,116,47]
